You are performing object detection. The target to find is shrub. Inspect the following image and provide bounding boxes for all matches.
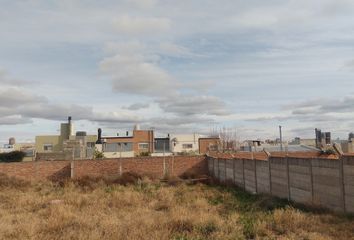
[139,152,151,157]
[93,149,105,159]
[321,148,336,155]
[0,151,26,162]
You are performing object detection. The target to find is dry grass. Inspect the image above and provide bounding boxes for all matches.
[0,174,353,240]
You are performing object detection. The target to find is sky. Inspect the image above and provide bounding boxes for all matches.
[1,0,354,143]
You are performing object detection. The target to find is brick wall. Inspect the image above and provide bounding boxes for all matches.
[208,155,354,214]
[199,138,220,154]
[0,155,207,181]
[73,155,207,179]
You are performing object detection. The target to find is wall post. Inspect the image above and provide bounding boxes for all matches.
[171,154,174,176]
[242,159,246,190]
[35,160,39,180]
[309,158,314,205]
[268,158,272,195]
[217,158,220,180]
[233,159,236,185]
[254,156,258,194]
[70,160,74,179]
[339,156,346,212]
[286,156,291,201]
[119,159,122,176]
[224,159,227,183]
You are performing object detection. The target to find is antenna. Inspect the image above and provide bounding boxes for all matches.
[279,125,283,152]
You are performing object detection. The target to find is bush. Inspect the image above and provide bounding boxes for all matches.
[0,151,26,162]
[93,149,105,159]
[321,148,336,155]
[139,152,151,157]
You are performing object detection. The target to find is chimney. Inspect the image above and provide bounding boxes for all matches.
[96,128,102,144]
[68,116,72,124]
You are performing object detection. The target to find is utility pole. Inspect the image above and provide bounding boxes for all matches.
[279,125,283,152]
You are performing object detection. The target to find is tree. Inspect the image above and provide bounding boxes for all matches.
[0,151,26,162]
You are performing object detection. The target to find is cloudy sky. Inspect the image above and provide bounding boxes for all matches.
[1,0,354,143]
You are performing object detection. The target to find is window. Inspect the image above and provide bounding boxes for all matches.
[209,145,218,151]
[43,144,53,152]
[182,144,193,149]
[104,143,133,152]
[104,143,118,152]
[139,143,149,150]
[87,142,95,148]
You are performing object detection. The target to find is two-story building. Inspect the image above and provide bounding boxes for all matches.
[98,125,154,158]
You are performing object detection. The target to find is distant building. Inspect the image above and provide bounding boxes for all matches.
[97,125,154,158]
[338,133,354,153]
[289,137,316,147]
[0,138,35,161]
[198,137,220,154]
[240,139,319,153]
[169,133,200,154]
[315,128,331,148]
[35,117,97,160]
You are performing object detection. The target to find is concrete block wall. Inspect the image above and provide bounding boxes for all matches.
[270,157,289,199]
[0,155,207,181]
[225,159,234,182]
[244,159,257,193]
[312,159,343,211]
[218,159,226,182]
[343,157,354,213]
[256,160,270,194]
[208,155,354,214]
[234,159,244,188]
[288,158,312,205]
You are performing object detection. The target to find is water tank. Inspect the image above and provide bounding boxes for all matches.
[349,132,354,140]
[8,137,15,145]
[76,131,87,137]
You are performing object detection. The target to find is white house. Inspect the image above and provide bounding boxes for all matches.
[169,134,200,154]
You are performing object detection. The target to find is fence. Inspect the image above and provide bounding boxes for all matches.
[0,155,208,181]
[208,154,354,213]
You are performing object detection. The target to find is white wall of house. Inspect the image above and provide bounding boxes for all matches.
[96,143,135,158]
[151,152,173,157]
[103,151,135,158]
[0,144,14,153]
[169,134,200,153]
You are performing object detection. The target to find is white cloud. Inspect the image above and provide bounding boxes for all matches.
[0,116,32,125]
[123,103,150,110]
[100,53,177,96]
[125,0,158,8]
[159,42,199,58]
[112,16,171,35]
[0,88,47,108]
[157,95,229,116]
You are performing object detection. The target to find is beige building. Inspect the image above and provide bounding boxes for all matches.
[35,117,97,160]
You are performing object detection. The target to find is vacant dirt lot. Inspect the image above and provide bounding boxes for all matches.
[0,174,353,240]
